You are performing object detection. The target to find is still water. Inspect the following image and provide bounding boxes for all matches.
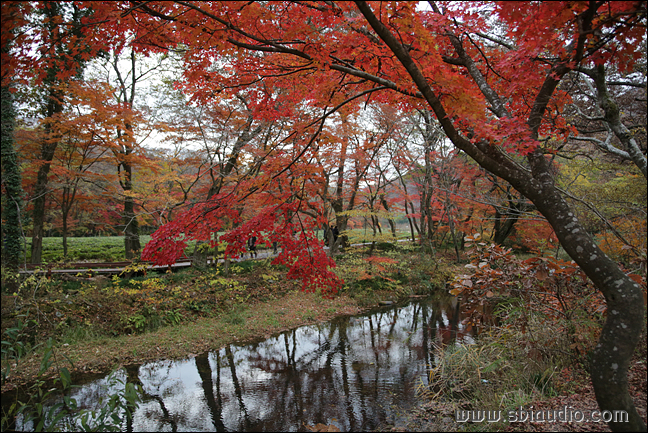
[15,295,474,432]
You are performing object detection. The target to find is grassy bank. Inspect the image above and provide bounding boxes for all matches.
[379,240,647,432]
[3,238,645,431]
[380,315,647,432]
[2,242,452,391]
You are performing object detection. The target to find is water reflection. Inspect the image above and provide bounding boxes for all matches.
[24,295,475,432]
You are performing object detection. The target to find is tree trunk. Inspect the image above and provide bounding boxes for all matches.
[416,110,438,255]
[445,201,461,262]
[113,50,142,261]
[409,202,420,234]
[356,4,646,429]
[395,167,418,242]
[1,84,24,269]
[379,194,397,238]
[31,158,56,264]
[583,65,648,179]
[334,214,349,253]
[531,184,645,431]
[60,186,75,260]
[192,242,209,267]
[492,209,517,245]
[124,196,141,260]
[122,161,141,260]
[491,185,534,246]
[405,205,417,242]
[29,3,70,265]
[372,214,382,236]
[62,213,68,259]
[30,94,62,264]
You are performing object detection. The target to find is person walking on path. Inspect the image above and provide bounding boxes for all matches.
[247,235,257,259]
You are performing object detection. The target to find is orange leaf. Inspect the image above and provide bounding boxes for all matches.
[536,268,548,281]
[628,274,644,284]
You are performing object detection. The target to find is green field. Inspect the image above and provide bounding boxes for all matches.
[20,234,288,263]
[19,227,417,264]
[23,236,154,263]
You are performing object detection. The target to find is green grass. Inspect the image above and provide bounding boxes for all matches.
[21,232,270,264]
[23,236,153,263]
[224,304,251,325]
[343,227,412,245]
[21,228,420,264]
[18,235,214,263]
[22,228,552,267]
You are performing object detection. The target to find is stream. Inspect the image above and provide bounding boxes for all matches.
[8,295,474,432]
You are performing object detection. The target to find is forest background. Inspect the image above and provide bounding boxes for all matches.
[1,1,646,431]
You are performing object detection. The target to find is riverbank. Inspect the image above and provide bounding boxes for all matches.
[375,321,647,433]
[2,287,395,392]
[379,350,647,432]
[3,248,646,432]
[2,248,453,392]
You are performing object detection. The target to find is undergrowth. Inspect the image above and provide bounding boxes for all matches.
[334,243,451,305]
[416,233,647,431]
[2,322,141,432]
[419,312,568,431]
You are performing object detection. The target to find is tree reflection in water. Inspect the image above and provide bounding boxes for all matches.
[63,296,474,432]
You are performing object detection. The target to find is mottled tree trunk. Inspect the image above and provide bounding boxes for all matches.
[1,84,24,269]
[527,183,645,432]
[356,4,646,429]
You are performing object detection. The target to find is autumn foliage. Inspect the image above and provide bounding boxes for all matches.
[2,2,646,429]
[450,234,629,356]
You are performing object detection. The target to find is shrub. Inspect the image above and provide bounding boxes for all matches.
[419,318,563,423]
[448,233,621,360]
[2,329,142,432]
